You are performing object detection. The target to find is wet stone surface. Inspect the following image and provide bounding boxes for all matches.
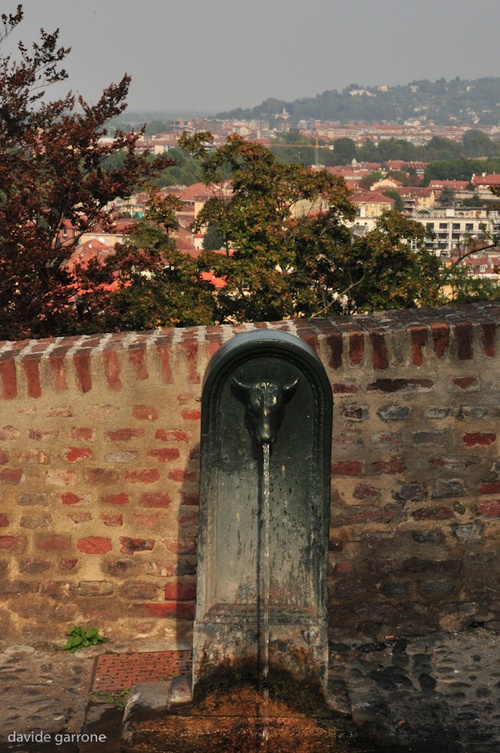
[0,644,94,753]
[328,628,500,753]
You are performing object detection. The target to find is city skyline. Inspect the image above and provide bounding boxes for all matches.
[2,0,500,114]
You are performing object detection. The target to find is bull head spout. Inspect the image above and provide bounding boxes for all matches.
[233,375,299,445]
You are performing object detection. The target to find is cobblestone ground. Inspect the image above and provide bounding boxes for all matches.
[0,644,94,753]
[328,628,500,753]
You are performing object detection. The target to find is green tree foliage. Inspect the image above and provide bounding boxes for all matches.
[202,223,226,251]
[77,190,215,332]
[424,159,482,183]
[444,263,500,305]
[179,132,355,321]
[387,170,409,187]
[422,137,464,161]
[3,22,499,344]
[270,131,317,166]
[335,211,445,313]
[359,171,384,190]
[437,186,457,206]
[0,6,172,340]
[179,133,488,320]
[357,139,379,163]
[152,146,205,187]
[330,138,357,165]
[383,189,404,211]
[281,132,498,174]
[255,129,500,175]
[440,186,500,304]
[144,120,171,136]
[376,139,414,163]
[463,129,497,157]
[94,135,499,328]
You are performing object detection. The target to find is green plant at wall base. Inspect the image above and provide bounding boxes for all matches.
[62,626,108,652]
[89,689,130,710]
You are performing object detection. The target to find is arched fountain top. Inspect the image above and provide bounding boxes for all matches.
[204,329,328,377]
[202,329,332,425]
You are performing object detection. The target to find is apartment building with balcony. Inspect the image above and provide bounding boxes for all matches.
[414,206,500,256]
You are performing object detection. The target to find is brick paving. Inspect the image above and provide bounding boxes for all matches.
[91,650,192,694]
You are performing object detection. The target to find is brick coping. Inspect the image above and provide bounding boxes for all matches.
[0,302,498,400]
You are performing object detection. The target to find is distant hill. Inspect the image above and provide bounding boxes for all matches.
[215,78,500,126]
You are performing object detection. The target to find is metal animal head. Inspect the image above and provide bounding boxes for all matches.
[233,376,299,445]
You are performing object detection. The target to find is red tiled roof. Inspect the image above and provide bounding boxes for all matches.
[428,180,469,190]
[371,178,404,188]
[201,271,226,289]
[64,239,115,272]
[352,191,394,204]
[177,181,232,202]
[471,174,500,187]
[84,218,136,235]
[385,160,428,170]
[176,238,200,258]
[394,187,433,197]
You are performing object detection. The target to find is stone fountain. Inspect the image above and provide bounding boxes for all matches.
[193,329,333,691]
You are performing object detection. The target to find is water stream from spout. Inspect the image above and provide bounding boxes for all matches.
[261,442,271,744]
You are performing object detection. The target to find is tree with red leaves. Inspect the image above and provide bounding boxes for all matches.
[0,6,172,340]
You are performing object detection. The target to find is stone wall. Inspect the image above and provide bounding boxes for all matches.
[1,302,499,645]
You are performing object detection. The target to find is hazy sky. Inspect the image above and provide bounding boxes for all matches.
[3,0,500,114]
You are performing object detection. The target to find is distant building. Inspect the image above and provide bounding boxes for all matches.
[428,180,470,195]
[65,239,115,272]
[394,187,436,216]
[384,161,428,178]
[413,206,500,256]
[349,89,376,97]
[471,174,500,201]
[348,191,395,231]
[370,177,403,192]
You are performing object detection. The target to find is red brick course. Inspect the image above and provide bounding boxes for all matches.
[0,468,24,484]
[331,460,364,476]
[36,534,72,551]
[476,500,500,517]
[164,582,196,602]
[140,493,171,508]
[23,357,42,398]
[125,468,161,484]
[0,359,17,399]
[132,405,158,421]
[66,447,92,462]
[464,433,496,448]
[77,537,112,554]
[103,493,130,506]
[147,448,180,463]
[410,325,428,366]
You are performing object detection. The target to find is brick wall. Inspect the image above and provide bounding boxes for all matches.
[1,302,499,645]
